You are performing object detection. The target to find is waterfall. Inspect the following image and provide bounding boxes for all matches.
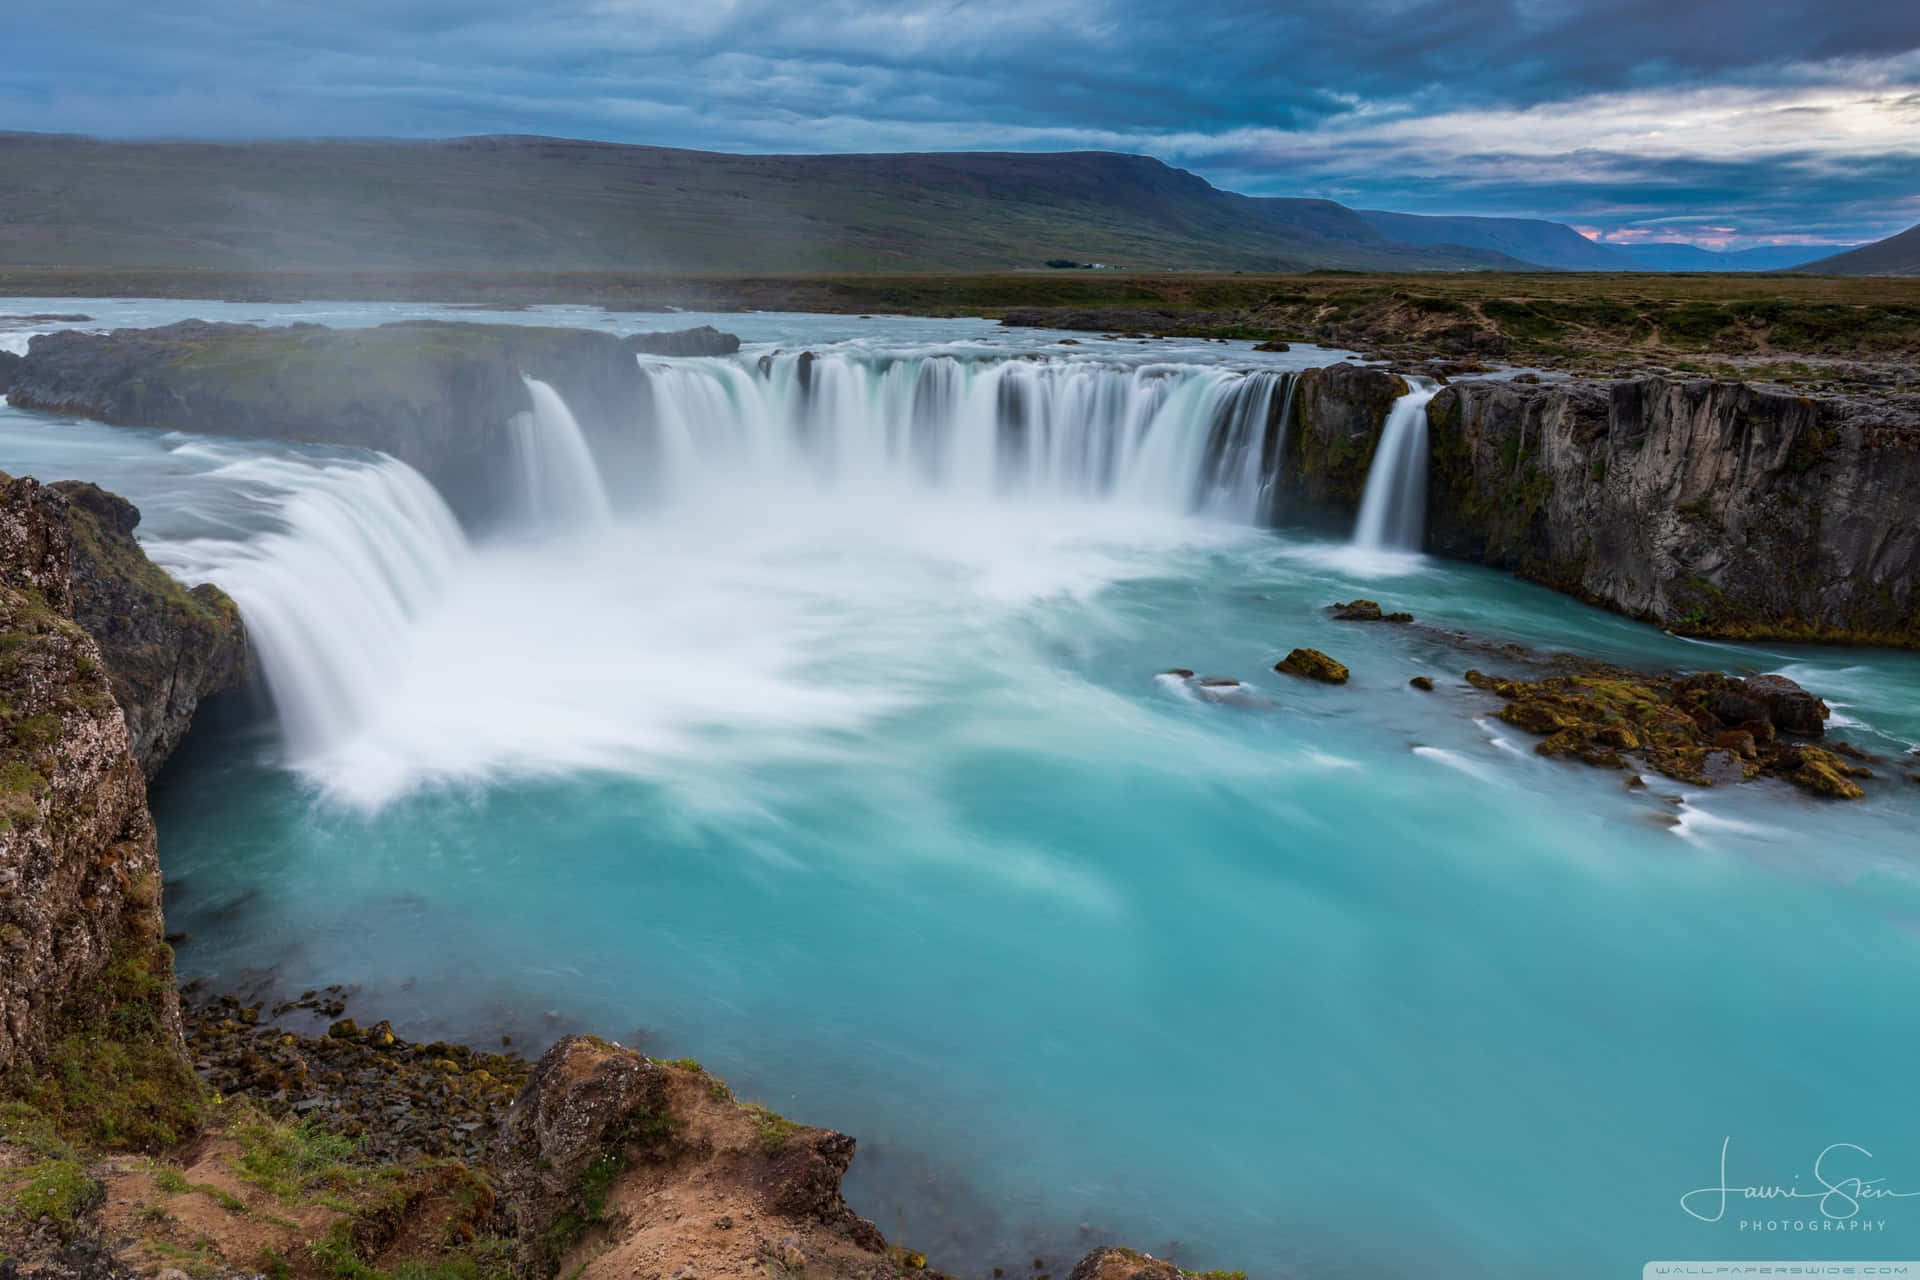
[145,454,471,767]
[634,352,1299,522]
[147,353,1308,794]
[512,376,615,529]
[1352,378,1441,552]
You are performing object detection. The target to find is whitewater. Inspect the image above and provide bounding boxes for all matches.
[4,299,1920,1278]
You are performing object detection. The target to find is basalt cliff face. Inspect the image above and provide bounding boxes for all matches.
[1281,366,1920,645]
[5,321,651,527]
[1424,376,1920,643]
[0,473,243,1093]
[52,481,248,776]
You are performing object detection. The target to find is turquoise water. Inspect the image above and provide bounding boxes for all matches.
[6,302,1920,1277]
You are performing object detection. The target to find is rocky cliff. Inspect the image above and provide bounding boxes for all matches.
[52,482,248,776]
[1278,366,1920,645]
[4,321,654,526]
[0,474,245,1159]
[1423,375,1920,643]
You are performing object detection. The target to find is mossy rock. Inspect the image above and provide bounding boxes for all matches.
[1328,599,1413,623]
[1468,663,1866,799]
[1790,746,1869,800]
[1275,649,1349,684]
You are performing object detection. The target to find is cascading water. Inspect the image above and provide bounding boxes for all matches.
[636,352,1299,522]
[145,454,471,767]
[140,353,1305,798]
[512,376,615,529]
[1352,377,1441,551]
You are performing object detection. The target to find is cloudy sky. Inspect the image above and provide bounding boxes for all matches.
[7,0,1920,247]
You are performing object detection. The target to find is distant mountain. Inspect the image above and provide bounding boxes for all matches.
[1357,210,1637,271]
[1795,224,1920,275]
[0,133,1529,275]
[1619,243,1848,272]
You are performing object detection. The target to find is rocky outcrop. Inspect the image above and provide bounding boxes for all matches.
[0,476,180,1080]
[625,325,741,357]
[0,348,20,394]
[1465,665,1872,797]
[50,482,246,776]
[1272,364,1407,518]
[1329,599,1412,622]
[1277,369,1920,645]
[496,1035,897,1280]
[1275,648,1349,683]
[4,321,655,526]
[1423,376,1920,643]
[1067,1247,1186,1280]
[0,469,244,1155]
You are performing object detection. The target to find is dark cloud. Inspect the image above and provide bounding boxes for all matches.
[4,0,1918,244]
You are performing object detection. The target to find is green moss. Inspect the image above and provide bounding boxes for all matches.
[232,1110,362,1202]
[0,1101,75,1160]
[4,938,204,1151]
[8,1159,99,1226]
[391,1245,516,1280]
[577,1152,620,1220]
[144,1237,227,1277]
[745,1104,802,1153]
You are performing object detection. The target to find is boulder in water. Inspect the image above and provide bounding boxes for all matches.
[1275,648,1349,683]
[1329,599,1413,623]
[1253,339,1291,352]
[0,349,19,393]
[1409,675,1435,691]
[1160,668,1195,678]
[1743,674,1830,736]
[1788,745,1869,799]
[1469,664,1863,797]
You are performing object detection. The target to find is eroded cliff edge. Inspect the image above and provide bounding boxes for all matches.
[1279,366,1920,645]
[0,472,244,1126]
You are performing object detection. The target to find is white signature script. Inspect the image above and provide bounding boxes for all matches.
[1683,1137,1920,1222]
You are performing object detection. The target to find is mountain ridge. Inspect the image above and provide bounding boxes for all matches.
[0,132,1531,274]
[1798,222,1920,275]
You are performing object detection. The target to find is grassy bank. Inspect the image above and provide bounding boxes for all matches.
[7,267,1920,374]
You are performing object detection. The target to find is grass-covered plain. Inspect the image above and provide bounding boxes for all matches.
[6,267,1918,372]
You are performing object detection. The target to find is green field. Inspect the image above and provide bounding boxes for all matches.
[6,266,1918,378]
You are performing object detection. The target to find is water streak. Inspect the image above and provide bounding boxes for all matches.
[1353,378,1441,551]
[513,376,615,529]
